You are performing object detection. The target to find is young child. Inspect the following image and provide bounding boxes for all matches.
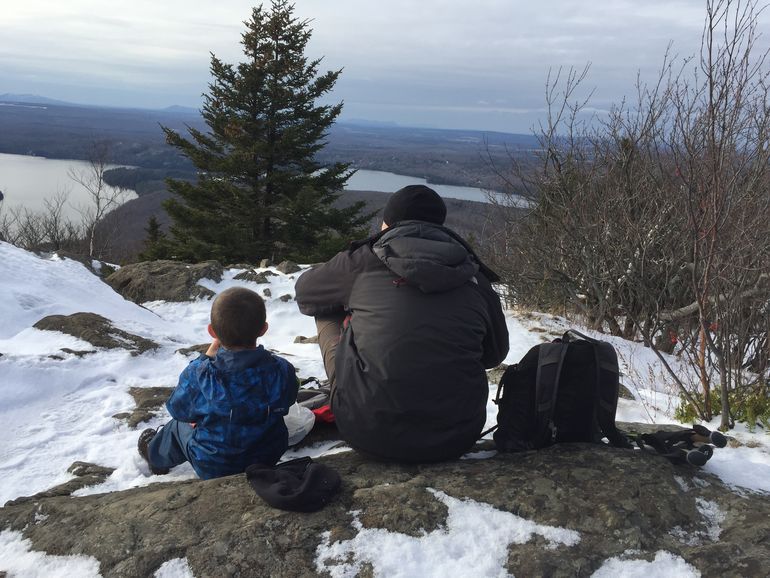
[138,287,298,479]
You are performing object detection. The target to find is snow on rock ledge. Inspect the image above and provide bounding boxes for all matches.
[1,445,768,577]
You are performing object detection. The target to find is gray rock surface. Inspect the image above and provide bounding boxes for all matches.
[54,347,97,358]
[175,344,209,357]
[33,312,159,355]
[105,260,223,303]
[233,270,274,284]
[0,441,767,577]
[113,387,175,428]
[276,260,301,274]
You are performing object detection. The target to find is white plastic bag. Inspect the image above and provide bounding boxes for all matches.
[284,402,315,446]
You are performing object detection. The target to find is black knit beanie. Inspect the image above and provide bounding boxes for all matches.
[246,457,341,512]
[383,185,447,226]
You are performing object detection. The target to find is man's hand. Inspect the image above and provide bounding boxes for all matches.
[205,338,221,358]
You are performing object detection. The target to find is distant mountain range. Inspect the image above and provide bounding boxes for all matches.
[0,93,74,106]
[162,104,200,114]
[0,94,536,143]
[0,94,202,116]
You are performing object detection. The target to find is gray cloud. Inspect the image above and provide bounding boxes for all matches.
[1,0,767,131]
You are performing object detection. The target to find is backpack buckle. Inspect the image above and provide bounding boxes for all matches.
[548,420,558,443]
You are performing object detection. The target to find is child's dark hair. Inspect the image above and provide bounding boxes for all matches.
[210,287,266,348]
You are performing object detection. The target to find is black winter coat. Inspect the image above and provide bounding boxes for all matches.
[295,221,509,462]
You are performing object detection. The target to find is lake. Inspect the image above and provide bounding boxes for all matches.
[345,169,496,202]
[0,154,516,224]
[0,153,136,222]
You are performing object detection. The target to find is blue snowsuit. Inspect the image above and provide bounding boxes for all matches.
[148,346,298,479]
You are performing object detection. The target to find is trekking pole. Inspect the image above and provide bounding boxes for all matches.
[635,432,715,467]
[479,425,498,439]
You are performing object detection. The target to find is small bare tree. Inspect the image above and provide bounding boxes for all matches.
[68,141,128,259]
[40,191,84,251]
[0,192,83,253]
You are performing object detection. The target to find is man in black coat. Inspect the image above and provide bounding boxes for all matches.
[295,185,509,462]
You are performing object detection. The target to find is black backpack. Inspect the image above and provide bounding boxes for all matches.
[492,330,631,451]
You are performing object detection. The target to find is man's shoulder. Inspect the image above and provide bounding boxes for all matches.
[330,242,378,266]
[299,244,379,280]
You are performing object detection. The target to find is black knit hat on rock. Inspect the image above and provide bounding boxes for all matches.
[246,457,341,512]
[383,184,447,225]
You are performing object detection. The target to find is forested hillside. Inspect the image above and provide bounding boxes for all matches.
[0,97,537,192]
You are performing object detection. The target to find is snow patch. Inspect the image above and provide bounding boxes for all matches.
[670,498,725,546]
[696,498,725,541]
[315,488,580,577]
[461,450,498,459]
[282,440,352,461]
[703,446,770,494]
[674,476,692,492]
[0,530,102,577]
[591,550,700,577]
[154,557,195,578]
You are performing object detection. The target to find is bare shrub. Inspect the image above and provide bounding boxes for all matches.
[490,0,770,428]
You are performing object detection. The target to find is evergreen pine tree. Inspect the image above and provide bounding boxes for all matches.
[162,0,371,263]
[139,215,170,260]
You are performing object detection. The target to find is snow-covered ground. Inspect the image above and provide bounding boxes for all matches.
[0,240,768,577]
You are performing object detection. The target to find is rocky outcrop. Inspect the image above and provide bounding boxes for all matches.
[232,269,276,284]
[0,440,768,577]
[112,387,175,428]
[104,260,223,303]
[4,462,115,507]
[51,251,117,277]
[276,260,301,274]
[33,312,159,355]
[175,344,209,357]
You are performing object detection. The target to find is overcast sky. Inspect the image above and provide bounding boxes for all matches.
[1,1,766,133]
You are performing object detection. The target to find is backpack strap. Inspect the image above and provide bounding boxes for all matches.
[594,342,632,448]
[532,342,569,447]
[478,364,518,441]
